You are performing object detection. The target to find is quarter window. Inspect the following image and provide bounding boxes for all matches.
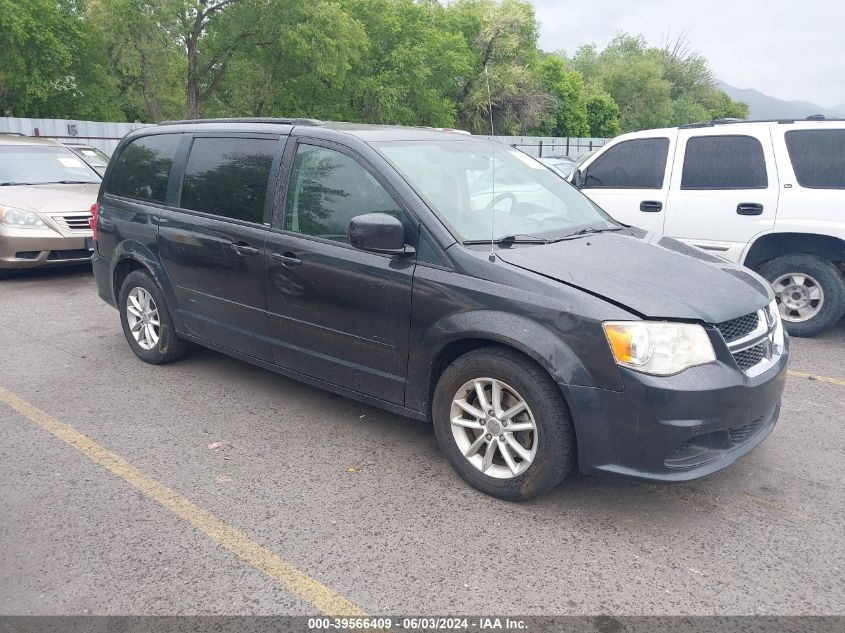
[583,138,669,189]
[785,130,845,189]
[681,135,768,190]
[284,144,402,242]
[106,134,181,202]
[180,137,279,223]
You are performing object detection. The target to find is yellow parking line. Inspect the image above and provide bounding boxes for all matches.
[787,370,845,387]
[0,386,366,617]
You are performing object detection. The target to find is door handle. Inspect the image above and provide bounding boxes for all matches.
[737,202,764,216]
[640,200,663,212]
[230,242,259,256]
[271,251,302,265]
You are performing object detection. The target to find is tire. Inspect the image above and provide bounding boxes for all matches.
[758,254,845,337]
[432,346,575,501]
[118,269,188,364]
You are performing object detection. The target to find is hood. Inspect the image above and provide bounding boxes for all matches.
[0,183,100,214]
[496,229,772,324]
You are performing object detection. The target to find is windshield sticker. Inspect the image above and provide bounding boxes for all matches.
[58,156,86,168]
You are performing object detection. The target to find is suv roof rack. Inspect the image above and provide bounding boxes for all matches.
[158,117,325,127]
[680,115,845,129]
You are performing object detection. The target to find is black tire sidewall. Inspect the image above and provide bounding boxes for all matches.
[432,347,574,501]
[118,270,184,364]
[759,254,845,337]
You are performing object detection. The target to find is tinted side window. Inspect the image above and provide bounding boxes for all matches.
[106,134,180,202]
[785,130,845,189]
[681,135,768,190]
[583,138,669,189]
[284,144,402,242]
[180,137,278,223]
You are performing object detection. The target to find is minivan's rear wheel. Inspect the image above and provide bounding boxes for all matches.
[432,347,574,501]
[119,270,188,364]
[759,254,845,337]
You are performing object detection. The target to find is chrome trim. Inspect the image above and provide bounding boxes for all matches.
[732,304,783,377]
[725,308,768,353]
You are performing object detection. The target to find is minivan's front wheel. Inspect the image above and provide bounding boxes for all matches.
[759,254,845,337]
[119,270,188,364]
[432,347,574,501]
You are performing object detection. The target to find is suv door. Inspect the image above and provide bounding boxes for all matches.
[663,130,779,263]
[158,133,285,361]
[265,139,416,404]
[578,135,674,233]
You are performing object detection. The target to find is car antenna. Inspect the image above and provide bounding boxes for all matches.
[485,65,496,263]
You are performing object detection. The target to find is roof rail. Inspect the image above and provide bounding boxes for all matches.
[158,117,325,127]
[679,115,845,129]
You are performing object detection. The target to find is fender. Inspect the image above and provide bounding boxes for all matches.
[405,309,608,415]
[110,240,186,332]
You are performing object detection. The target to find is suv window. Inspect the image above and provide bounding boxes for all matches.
[583,138,669,189]
[785,129,845,189]
[284,144,402,242]
[180,137,279,223]
[106,134,181,202]
[681,135,768,190]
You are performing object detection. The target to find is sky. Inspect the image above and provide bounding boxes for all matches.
[530,0,845,107]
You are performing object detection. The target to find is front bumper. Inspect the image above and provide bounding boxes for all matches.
[564,341,789,482]
[0,228,93,269]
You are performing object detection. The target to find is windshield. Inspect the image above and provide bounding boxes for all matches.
[375,140,615,242]
[0,145,101,185]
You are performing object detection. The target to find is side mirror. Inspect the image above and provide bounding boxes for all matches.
[348,213,413,256]
[572,169,585,189]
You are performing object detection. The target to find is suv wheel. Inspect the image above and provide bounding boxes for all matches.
[119,269,188,364]
[759,254,845,337]
[432,346,574,501]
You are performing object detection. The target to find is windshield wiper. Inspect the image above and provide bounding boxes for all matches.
[463,234,551,246]
[0,182,38,186]
[550,226,624,242]
[49,180,98,184]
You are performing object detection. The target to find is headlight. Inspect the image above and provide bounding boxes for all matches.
[603,321,716,376]
[0,207,46,229]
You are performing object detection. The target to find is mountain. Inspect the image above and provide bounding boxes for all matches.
[718,82,845,120]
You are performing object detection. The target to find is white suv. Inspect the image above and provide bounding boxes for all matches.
[572,118,845,336]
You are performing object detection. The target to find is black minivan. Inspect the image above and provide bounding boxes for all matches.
[91,119,788,500]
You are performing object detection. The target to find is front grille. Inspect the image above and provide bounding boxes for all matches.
[716,312,759,343]
[733,343,767,371]
[729,417,765,444]
[47,249,92,261]
[51,212,92,232]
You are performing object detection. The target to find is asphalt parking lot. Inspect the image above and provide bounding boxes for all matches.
[1,266,843,616]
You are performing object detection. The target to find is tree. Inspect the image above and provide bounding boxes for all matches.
[89,0,185,121]
[537,55,589,137]
[585,91,620,137]
[450,0,554,135]
[0,0,122,119]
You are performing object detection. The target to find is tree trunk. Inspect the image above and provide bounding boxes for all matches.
[186,37,199,119]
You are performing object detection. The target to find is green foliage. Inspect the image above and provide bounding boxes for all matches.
[1,2,747,138]
[0,0,123,119]
[537,55,589,137]
[585,90,621,138]
[571,33,749,132]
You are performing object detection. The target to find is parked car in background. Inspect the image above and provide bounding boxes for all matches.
[538,155,577,177]
[91,119,786,500]
[0,135,99,273]
[572,118,845,336]
[63,142,110,176]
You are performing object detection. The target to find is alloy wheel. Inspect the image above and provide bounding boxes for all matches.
[772,272,825,322]
[450,377,538,479]
[126,287,160,350]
